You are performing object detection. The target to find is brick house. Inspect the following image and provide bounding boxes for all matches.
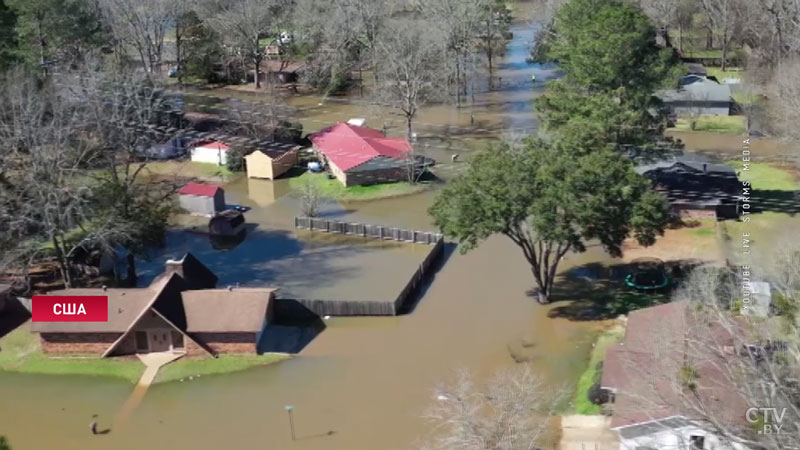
[30,253,275,358]
[309,122,414,187]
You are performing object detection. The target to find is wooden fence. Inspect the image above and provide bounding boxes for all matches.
[278,217,446,316]
[294,217,443,246]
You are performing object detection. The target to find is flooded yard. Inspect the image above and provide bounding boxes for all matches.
[0,10,626,450]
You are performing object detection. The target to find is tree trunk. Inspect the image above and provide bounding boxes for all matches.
[706,28,713,50]
[455,56,462,107]
[255,59,262,89]
[52,235,72,289]
[406,115,413,140]
[126,253,137,287]
[721,36,728,71]
[176,20,183,86]
[678,23,683,53]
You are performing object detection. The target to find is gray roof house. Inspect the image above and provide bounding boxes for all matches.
[658,75,732,116]
[635,155,741,219]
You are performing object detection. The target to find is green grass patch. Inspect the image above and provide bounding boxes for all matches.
[289,171,430,201]
[672,115,747,134]
[0,324,287,383]
[156,353,289,384]
[725,161,799,191]
[705,67,742,82]
[573,324,624,415]
[0,325,144,383]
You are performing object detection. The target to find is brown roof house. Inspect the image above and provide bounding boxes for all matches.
[601,301,750,450]
[30,253,275,358]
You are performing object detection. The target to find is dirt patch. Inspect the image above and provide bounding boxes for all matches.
[621,221,724,265]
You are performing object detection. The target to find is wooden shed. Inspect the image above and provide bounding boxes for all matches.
[244,142,300,180]
[179,183,225,217]
[209,210,245,237]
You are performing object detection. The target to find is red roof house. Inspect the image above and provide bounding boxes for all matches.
[309,123,414,186]
[178,182,225,216]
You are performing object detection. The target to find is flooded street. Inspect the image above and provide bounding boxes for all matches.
[0,10,612,450]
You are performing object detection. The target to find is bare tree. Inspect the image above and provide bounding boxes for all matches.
[414,0,487,106]
[423,366,561,450]
[699,0,745,70]
[299,177,320,217]
[477,5,509,89]
[637,0,678,47]
[0,70,123,288]
[375,19,446,140]
[769,58,800,144]
[204,0,288,89]
[99,0,174,74]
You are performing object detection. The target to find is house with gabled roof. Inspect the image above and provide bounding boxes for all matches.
[309,122,414,186]
[179,182,226,217]
[601,301,750,450]
[31,253,275,358]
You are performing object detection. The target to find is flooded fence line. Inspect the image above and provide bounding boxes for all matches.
[276,217,446,317]
[294,217,443,245]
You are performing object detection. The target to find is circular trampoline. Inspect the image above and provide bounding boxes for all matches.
[624,257,671,290]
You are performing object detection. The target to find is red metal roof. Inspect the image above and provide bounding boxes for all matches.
[179,182,221,197]
[309,123,413,172]
[192,140,231,151]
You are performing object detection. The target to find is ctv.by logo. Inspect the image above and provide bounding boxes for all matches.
[746,407,787,435]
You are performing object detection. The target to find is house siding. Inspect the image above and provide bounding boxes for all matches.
[40,332,122,355]
[246,149,298,180]
[344,167,407,187]
[187,332,258,356]
[191,147,228,165]
[179,191,225,216]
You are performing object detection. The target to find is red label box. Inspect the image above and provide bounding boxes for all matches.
[31,296,108,322]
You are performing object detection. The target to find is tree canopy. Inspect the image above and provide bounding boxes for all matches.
[542,0,681,97]
[429,139,668,303]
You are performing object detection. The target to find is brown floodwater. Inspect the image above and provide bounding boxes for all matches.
[0,8,613,450]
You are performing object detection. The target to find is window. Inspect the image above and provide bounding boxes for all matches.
[171,331,184,350]
[690,435,705,449]
[135,331,148,351]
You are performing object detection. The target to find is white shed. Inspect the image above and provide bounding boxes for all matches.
[191,140,231,166]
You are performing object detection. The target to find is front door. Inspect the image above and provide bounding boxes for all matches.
[148,330,171,352]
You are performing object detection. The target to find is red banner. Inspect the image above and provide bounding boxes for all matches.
[32,296,108,322]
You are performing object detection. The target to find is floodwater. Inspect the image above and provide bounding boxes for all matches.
[0,9,612,450]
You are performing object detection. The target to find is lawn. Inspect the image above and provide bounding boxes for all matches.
[156,353,290,383]
[672,115,747,134]
[140,160,234,181]
[705,67,742,82]
[573,324,625,415]
[0,324,145,383]
[725,161,799,191]
[0,323,287,384]
[289,171,430,201]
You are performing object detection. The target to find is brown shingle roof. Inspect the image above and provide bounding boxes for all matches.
[30,287,159,333]
[182,288,274,333]
[602,300,746,429]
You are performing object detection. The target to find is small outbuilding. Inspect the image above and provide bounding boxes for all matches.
[179,182,225,217]
[190,139,231,166]
[244,142,300,180]
[742,281,772,317]
[209,210,246,237]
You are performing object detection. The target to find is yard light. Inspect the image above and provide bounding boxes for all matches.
[285,405,296,441]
